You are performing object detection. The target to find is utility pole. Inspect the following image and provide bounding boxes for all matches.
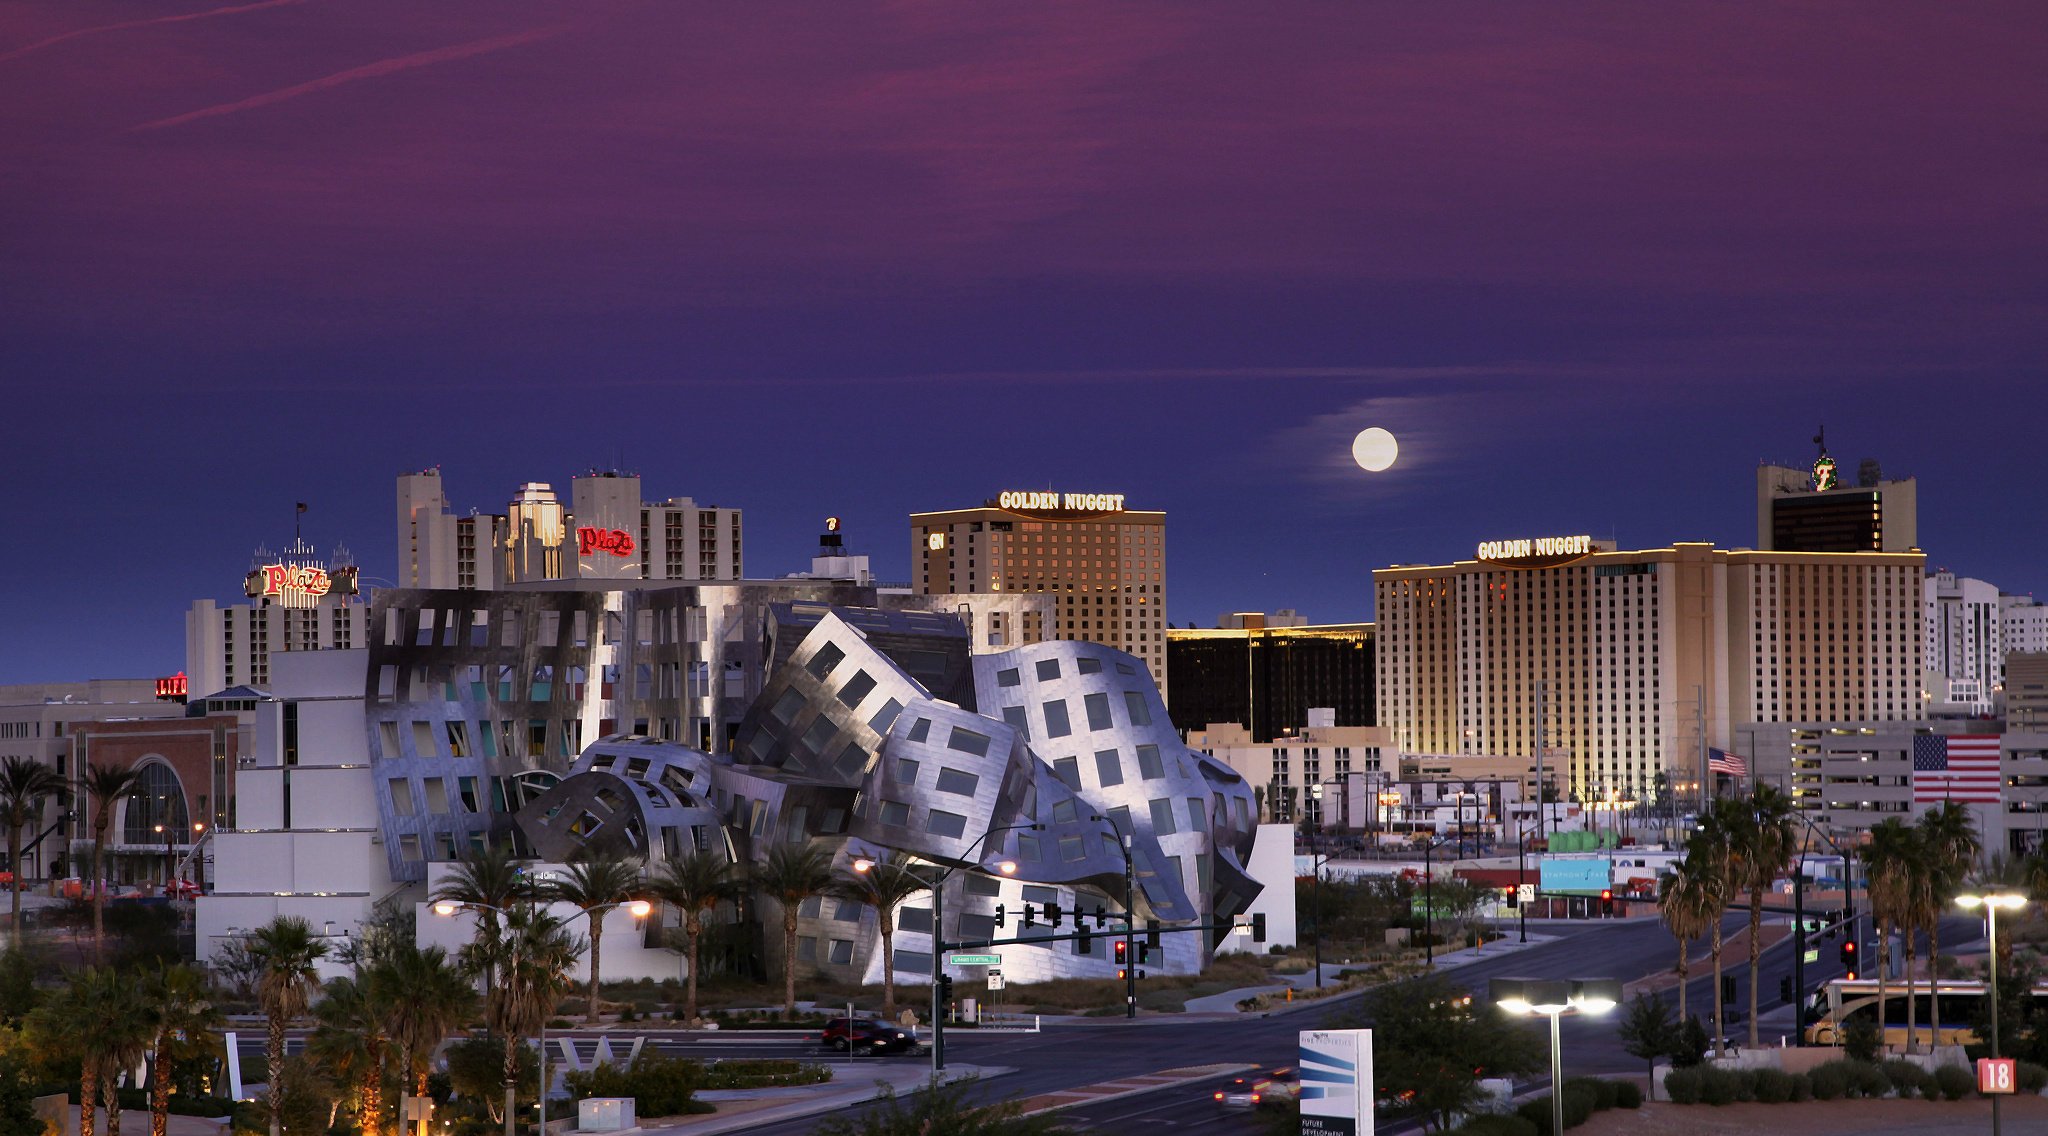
[1535,679,1546,840]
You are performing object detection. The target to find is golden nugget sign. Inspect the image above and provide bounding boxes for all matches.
[997,491,1127,512]
[1476,534,1593,563]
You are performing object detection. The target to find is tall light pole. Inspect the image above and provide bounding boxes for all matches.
[1956,892,2027,1136]
[869,820,1039,1078]
[434,894,652,1136]
[1491,977,1621,1136]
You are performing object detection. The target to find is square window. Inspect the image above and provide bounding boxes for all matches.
[936,767,980,795]
[833,898,863,922]
[1122,691,1153,726]
[771,688,807,726]
[1051,798,1077,823]
[997,668,1021,687]
[1078,657,1102,675]
[895,759,921,783]
[1186,798,1207,832]
[1084,692,1113,731]
[1036,659,1061,681]
[797,935,818,962]
[870,699,904,732]
[898,906,934,934]
[1149,797,1177,835]
[1053,757,1080,789]
[1136,744,1164,779]
[799,896,824,918]
[906,718,931,743]
[1002,705,1029,737]
[829,939,854,965]
[1043,700,1072,738]
[1095,749,1124,787]
[806,642,846,679]
[879,800,911,826]
[964,872,1002,897]
[837,670,877,708]
[835,743,871,777]
[926,809,968,839]
[1115,661,1135,675]
[800,714,839,755]
[1059,835,1085,862]
[947,727,992,756]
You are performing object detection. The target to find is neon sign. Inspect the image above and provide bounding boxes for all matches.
[156,672,188,702]
[996,491,1127,513]
[577,527,635,557]
[1476,535,1592,562]
[1812,455,1839,491]
[253,564,330,598]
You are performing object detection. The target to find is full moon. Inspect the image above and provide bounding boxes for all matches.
[1351,426,1399,472]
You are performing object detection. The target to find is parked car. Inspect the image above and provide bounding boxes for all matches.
[813,1017,917,1055]
[1214,1067,1299,1109]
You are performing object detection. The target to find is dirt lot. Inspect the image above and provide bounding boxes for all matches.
[1578,1096,2048,1136]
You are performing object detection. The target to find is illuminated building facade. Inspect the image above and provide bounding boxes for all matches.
[1374,539,1923,805]
[1187,717,1389,828]
[397,468,742,590]
[910,492,1168,691]
[1167,619,1375,742]
[185,538,368,694]
[1757,452,1918,553]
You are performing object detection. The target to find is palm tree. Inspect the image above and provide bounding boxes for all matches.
[1657,854,1718,1026]
[1732,784,1799,1050]
[1,755,66,943]
[1862,817,1919,1056]
[146,963,221,1136]
[546,850,642,1024]
[248,916,331,1136]
[841,852,933,1019]
[1689,802,1740,1052]
[651,851,741,1024]
[44,967,148,1136]
[310,975,391,1136]
[432,843,532,992]
[366,942,475,1099]
[79,763,140,962]
[1918,801,1981,1050]
[754,843,842,1014]
[479,905,582,1136]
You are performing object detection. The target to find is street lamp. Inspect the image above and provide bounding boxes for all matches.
[152,823,172,887]
[878,820,1041,1077]
[1957,892,2027,1136]
[1491,977,1621,1136]
[433,893,652,1136]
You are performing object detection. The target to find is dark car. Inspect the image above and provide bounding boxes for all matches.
[814,1017,918,1054]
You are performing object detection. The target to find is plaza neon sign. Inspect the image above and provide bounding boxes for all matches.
[996,491,1127,513]
[577,527,636,557]
[251,564,332,599]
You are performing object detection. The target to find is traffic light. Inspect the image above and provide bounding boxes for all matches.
[1045,901,1063,928]
[1114,940,1128,965]
[1839,941,1857,967]
[1779,976,1794,1003]
[1251,912,1267,943]
[995,903,1007,928]
[1146,919,1161,950]
[937,975,954,1004]
[1720,975,1736,1006]
[1505,887,1519,909]
[1137,942,1151,965]
[1600,889,1615,917]
[1078,924,1093,952]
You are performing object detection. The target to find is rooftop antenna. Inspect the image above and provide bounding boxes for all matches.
[295,501,307,541]
[1811,425,1826,459]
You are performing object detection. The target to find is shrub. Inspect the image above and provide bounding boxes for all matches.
[560,1052,709,1118]
[1560,1081,1597,1127]
[1843,1017,1883,1063]
[1752,1068,1796,1104]
[1514,1098,1553,1135]
[2016,1061,2048,1094]
[1933,1063,1975,1101]
[1789,1072,1812,1102]
[1563,1077,1619,1111]
[1881,1059,1931,1099]
[1732,1068,1761,1102]
[1852,1061,1892,1099]
[697,1059,832,1090]
[1670,1017,1710,1068]
[1807,1062,1848,1101]
[1611,1081,1642,1109]
[1663,1068,1701,1106]
[1450,1117,1538,1136]
[1696,1066,1739,1106]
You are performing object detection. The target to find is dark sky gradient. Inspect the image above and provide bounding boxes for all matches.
[3,2,2044,684]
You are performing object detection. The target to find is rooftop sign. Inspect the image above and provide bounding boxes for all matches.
[246,563,358,606]
[997,491,1126,513]
[1475,534,1595,569]
[576,527,635,557]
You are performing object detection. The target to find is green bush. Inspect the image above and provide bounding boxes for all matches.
[1449,1117,1538,1136]
[1514,1098,1554,1135]
[1663,1068,1701,1106]
[1789,1072,1812,1102]
[2017,1061,2048,1094]
[1933,1063,1975,1101]
[1843,1017,1883,1063]
[1696,1066,1739,1106]
[1852,1061,1892,1099]
[1611,1081,1642,1109]
[1807,1062,1848,1101]
[1732,1068,1760,1102]
[697,1059,832,1089]
[1881,1059,1932,1099]
[1560,1081,1597,1127]
[560,1052,710,1118]
[1752,1069,1796,1103]
[1564,1077,1618,1111]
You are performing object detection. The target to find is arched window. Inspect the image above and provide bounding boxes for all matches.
[123,762,192,845]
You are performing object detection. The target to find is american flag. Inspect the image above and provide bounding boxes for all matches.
[1707,748,1747,777]
[1912,735,2002,803]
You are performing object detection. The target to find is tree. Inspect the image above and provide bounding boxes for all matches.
[1862,817,1919,1057]
[78,763,140,963]
[546,850,643,1024]
[652,851,742,1024]
[49,968,152,1136]
[753,843,841,1014]
[1730,784,1798,1050]
[478,905,581,1136]
[1657,855,1716,1026]
[366,942,475,1099]
[308,975,390,1136]
[145,963,220,1136]
[1355,972,1542,1131]
[811,1074,1071,1136]
[1688,802,1740,1052]
[0,756,66,943]
[431,843,532,992]
[1918,801,1981,1052]
[839,853,934,1019]
[1616,994,1678,1100]
[248,916,331,1136]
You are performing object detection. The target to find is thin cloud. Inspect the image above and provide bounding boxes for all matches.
[0,0,303,64]
[130,26,563,132]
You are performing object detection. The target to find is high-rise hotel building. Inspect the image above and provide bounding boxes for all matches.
[910,492,1168,690]
[1374,538,1923,804]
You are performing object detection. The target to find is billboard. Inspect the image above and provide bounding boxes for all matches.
[1299,1028,1373,1136]
[1538,857,1610,895]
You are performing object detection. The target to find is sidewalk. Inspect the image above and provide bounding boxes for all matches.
[1182,932,1561,1014]
[634,1062,1009,1136]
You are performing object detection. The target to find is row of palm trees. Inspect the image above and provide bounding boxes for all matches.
[1,753,177,959]
[1658,785,1984,1055]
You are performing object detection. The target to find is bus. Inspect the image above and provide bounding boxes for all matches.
[1802,977,2048,1049]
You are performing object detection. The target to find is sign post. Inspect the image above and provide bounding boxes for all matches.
[1299,1029,1373,1136]
[947,953,1001,966]
[1978,1057,2016,1095]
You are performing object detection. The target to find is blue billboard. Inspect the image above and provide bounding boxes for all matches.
[1538,857,1610,895]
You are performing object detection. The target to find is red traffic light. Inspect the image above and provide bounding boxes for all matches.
[1600,889,1612,901]
[1115,940,1128,963]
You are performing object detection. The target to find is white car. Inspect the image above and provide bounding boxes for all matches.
[1214,1068,1300,1110]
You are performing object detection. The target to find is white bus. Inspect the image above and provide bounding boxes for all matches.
[1803,977,2048,1049]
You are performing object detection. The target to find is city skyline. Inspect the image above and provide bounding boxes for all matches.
[4,3,2044,684]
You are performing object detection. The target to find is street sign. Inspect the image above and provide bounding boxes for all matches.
[1300,1029,1373,1136]
[988,971,1006,991]
[948,953,1001,966]
[1979,1057,2016,1094]
[1517,884,1537,903]
[1802,949,1819,964]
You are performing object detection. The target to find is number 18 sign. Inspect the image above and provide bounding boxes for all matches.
[1978,1057,2016,1095]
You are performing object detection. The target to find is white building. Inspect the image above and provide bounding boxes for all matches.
[2004,593,2048,657]
[1926,570,2004,713]
[1187,714,1391,827]
[185,539,369,695]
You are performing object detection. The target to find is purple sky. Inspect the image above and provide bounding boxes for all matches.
[3,2,2044,685]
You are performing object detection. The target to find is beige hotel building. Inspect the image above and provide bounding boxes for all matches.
[911,492,1168,690]
[1374,538,1923,806]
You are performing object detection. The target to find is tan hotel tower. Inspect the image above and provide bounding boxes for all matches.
[1374,538,1922,806]
[911,492,1169,690]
